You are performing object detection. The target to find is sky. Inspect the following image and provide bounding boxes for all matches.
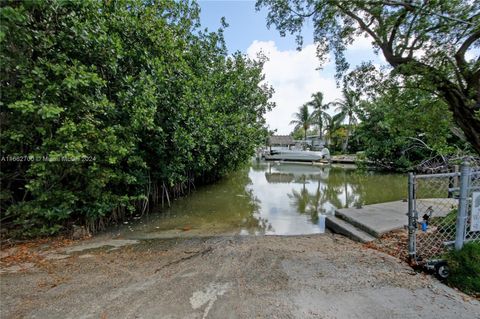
[198,0,385,135]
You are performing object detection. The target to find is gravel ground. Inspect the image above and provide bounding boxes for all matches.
[1,233,479,319]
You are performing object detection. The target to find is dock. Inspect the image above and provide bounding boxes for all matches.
[326,199,457,243]
[328,155,357,164]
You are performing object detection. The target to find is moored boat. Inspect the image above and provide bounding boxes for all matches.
[264,148,330,162]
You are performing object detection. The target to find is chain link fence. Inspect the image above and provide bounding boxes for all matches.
[466,160,480,244]
[408,158,480,263]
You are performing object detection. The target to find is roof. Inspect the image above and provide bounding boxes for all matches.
[265,173,294,184]
[268,135,295,146]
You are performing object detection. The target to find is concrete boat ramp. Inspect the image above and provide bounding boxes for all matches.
[326,199,457,243]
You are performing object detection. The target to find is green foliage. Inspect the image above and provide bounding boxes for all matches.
[353,85,459,170]
[290,127,318,141]
[323,112,344,150]
[290,127,304,141]
[289,89,360,154]
[306,92,329,139]
[430,209,456,227]
[445,242,480,295]
[289,104,312,141]
[0,0,272,237]
[327,125,349,154]
[329,89,360,153]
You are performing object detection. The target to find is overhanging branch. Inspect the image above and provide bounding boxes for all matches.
[455,28,480,77]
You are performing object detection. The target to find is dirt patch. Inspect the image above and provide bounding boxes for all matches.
[365,228,409,262]
[0,237,78,274]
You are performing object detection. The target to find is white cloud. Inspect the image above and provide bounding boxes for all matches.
[348,34,374,51]
[247,40,341,135]
[465,49,479,62]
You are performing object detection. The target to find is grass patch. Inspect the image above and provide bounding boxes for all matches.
[445,241,480,295]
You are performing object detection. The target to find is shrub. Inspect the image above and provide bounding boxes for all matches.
[0,0,272,237]
[445,241,480,294]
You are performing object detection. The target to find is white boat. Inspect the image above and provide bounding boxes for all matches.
[265,148,330,162]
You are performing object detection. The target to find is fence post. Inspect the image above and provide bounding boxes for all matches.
[455,161,471,250]
[408,172,416,259]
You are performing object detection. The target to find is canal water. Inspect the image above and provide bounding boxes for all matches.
[115,161,406,238]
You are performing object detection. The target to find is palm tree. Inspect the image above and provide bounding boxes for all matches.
[307,92,330,140]
[323,112,343,147]
[330,89,360,153]
[290,104,312,142]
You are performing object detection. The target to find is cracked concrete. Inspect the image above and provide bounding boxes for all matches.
[1,234,478,318]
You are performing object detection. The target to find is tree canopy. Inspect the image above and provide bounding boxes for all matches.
[307,92,329,139]
[290,104,312,141]
[354,83,463,170]
[330,89,360,152]
[0,0,273,237]
[256,0,480,153]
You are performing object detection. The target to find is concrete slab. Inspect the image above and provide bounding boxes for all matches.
[335,199,457,238]
[3,235,480,318]
[325,216,376,243]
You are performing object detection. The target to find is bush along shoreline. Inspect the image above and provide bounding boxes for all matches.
[0,0,274,238]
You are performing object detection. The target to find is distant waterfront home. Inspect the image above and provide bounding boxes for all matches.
[268,135,296,150]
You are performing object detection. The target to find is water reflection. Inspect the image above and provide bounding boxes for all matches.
[247,161,407,235]
[116,161,406,238]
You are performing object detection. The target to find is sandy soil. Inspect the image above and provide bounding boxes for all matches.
[1,233,479,319]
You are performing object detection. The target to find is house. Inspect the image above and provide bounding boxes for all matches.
[267,135,295,150]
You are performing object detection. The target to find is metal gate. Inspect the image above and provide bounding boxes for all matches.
[407,160,480,262]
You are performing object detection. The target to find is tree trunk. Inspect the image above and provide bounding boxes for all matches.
[343,133,349,153]
[440,85,480,155]
[381,47,480,155]
[318,114,323,140]
[343,118,351,153]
